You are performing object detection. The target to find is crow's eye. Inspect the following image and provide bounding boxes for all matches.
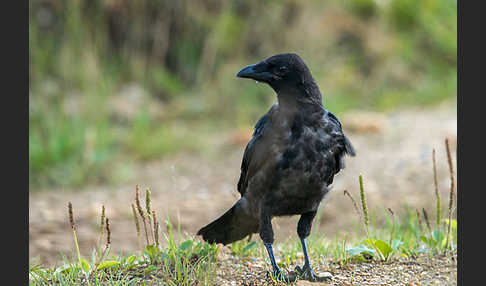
[274,66,288,76]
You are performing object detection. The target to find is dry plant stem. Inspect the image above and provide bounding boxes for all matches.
[422,208,432,234]
[416,209,424,233]
[387,208,395,246]
[147,215,154,245]
[131,203,143,253]
[344,190,363,229]
[141,213,150,246]
[445,138,456,251]
[100,218,111,263]
[155,222,160,247]
[136,186,150,245]
[432,149,441,229]
[68,202,82,266]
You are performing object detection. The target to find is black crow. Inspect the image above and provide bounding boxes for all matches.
[197,53,355,282]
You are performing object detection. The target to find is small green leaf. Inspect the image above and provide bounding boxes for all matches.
[96,260,120,270]
[374,239,393,259]
[124,255,137,266]
[346,245,376,257]
[54,264,74,275]
[80,258,90,274]
[178,240,193,251]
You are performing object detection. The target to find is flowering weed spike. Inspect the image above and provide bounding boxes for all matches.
[105,218,111,246]
[152,210,159,247]
[145,189,152,217]
[135,185,150,245]
[445,138,456,251]
[100,205,106,230]
[68,202,75,231]
[135,185,143,217]
[145,189,154,241]
[359,174,370,236]
[67,202,82,266]
[131,203,142,253]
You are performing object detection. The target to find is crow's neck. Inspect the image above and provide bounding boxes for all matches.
[276,82,323,112]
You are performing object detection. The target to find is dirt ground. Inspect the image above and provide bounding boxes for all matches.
[29,102,457,271]
[214,247,457,286]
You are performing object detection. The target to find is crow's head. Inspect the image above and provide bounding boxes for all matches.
[236,53,316,94]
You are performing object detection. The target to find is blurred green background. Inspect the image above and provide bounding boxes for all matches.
[29,0,456,190]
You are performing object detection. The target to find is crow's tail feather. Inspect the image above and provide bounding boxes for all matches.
[197,199,258,245]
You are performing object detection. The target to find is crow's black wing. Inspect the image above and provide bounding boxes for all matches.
[322,111,355,184]
[237,111,271,196]
[327,111,355,157]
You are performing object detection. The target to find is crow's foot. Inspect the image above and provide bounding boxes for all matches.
[294,265,332,282]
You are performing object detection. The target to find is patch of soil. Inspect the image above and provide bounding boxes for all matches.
[214,247,457,286]
[29,103,456,272]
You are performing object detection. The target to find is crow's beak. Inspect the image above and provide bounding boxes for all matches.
[236,64,274,82]
[236,64,257,79]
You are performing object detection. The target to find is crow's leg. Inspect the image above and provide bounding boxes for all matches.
[294,211,330,282]
[260,208,296,283]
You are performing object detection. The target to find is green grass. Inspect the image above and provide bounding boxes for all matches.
[29,238,219,285]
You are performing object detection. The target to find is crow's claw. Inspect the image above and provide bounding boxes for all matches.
[294,265,331,282]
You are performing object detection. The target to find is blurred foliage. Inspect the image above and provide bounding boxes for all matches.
[29,0,457,190]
